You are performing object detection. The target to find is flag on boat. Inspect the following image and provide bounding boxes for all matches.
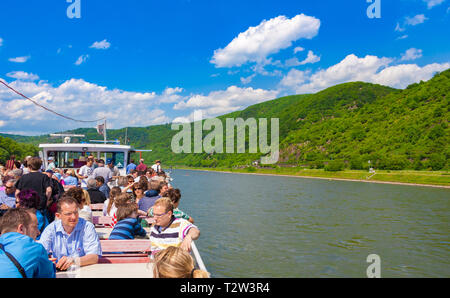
[97,123,105,136]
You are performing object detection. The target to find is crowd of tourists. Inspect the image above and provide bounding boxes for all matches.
[0,155,208,278]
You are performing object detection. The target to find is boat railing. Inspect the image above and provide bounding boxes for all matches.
[191,241,207,273]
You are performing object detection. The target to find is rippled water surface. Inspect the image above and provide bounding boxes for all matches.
[171,169,450,277]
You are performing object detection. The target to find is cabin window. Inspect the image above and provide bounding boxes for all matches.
[47,151,125,169]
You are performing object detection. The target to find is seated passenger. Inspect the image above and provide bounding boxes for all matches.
[63,169,78,187]
[150,198,200,257]
[108,203,147,240]
[148,188,194,224]
[153,246,209,278]
[0,208,56,278]
[86,178,106,204]
[16,189,49,240]
[0,178,17,211]
[38,196,102,271]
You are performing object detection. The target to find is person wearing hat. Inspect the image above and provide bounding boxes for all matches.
[46,157,56,172]
[151,160,162,174]
[106,158,120,182]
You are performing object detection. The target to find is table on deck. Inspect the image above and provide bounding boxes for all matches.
[56,262,154,278]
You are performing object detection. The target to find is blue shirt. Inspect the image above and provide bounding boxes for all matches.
[36,210,49,240]
[138,195,159,213]
[0,190,16,208]
[0,232,55,278]
[126,163,137,174]
[38,218,102,261]
[109,218,147,240]
[99,183,110,199]
[63,175,78,186]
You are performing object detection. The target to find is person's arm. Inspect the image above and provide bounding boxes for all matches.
[46,186,52,203]
[134,220,147,237]
[55,254,98,270]
[80,221,102,265]
[180,227,200,252]
[122,182,134,192]
[37,246,56,278]
[79,254,99,266]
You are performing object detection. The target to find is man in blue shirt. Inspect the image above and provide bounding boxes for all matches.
[126,159,137,174]
[0,179,17,209]
[38,196,102,271]
[0,208,56,278]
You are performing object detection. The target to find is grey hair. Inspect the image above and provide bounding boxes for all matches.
[87,178,98,189]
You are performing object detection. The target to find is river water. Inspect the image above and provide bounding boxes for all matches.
[170,169,449,277]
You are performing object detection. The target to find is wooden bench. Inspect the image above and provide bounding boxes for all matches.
[90,203,104,211]
[93,216,113,227]
[99,240,152,264]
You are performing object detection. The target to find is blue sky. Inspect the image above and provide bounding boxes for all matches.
[0,0,449,135]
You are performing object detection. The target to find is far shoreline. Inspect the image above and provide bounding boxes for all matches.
[172,167,450,189]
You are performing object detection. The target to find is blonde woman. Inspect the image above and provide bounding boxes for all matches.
[153,246,209,278]
[80,189,93,223]
[63,187,92,223]
[103,186,122,217]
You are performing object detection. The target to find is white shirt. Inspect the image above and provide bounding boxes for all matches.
[78,165,94,188]
[151,164,161,172]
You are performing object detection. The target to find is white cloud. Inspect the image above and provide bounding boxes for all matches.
[171,116,192,124]
[294,46,305,53]
[282,51,320,68]
[395,23,406,32]
[396,14,428,32]
[400,48,423,61]
[298,50,321,65]
[75,54,89,65]
[6,71,39,81]
[423,0,445,9]
[405,14,428,26]
[279,53,450,94]
[8,56,31,63]
[211,14,320,68]
[0,38,3,47]
[173,85,279,119]
[157,87,185,103]
[371,63,450,87]
[90,39,111,50]
[240,74,256,84]
[0,77,174,135]
[396,35,408,40]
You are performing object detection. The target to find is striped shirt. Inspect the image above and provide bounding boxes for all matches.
[109,218,147,240]
[150,217,197,256]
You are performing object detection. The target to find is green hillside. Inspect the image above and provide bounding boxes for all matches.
[2,68,449,171]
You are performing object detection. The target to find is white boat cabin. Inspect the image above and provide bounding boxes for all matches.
[39,143,134,176]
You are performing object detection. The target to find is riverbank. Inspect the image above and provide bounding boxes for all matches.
[171,166,450,189]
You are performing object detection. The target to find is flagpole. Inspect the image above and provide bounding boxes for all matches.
[104,119,107,144]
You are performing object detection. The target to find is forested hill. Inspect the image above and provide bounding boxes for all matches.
[1,68,449,170]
